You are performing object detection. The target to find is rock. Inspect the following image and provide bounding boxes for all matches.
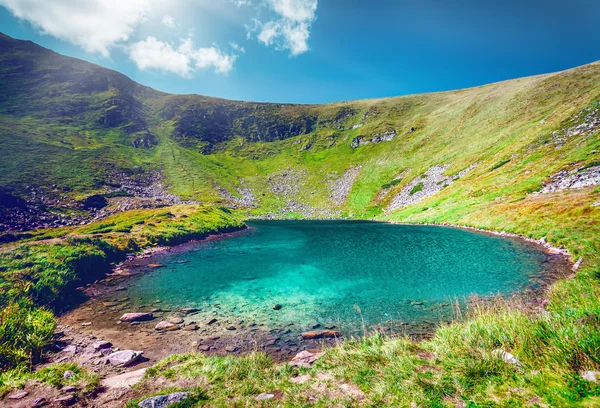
[155,321,180,331]
[581,370,599,383]
[492,349,522,368]
[206,318,218,325]
[62,386,76,392]
[167,317,184,324]
[102,368,148,389]
[32,397,46,407]
[255,393,275,401]
[226,326,236,331]
[138,392,190,408]
[81,322,92,327]
[272,304,282,310]
[147,263,164,268]
[225,346,238,352]
[92,340,113,350]
[301,330,340,340]
[183,324,198,331]
[7,391,28,400]
[573,257,583,272]
[181,308,199,314]
[289,350,324,368]
[63,345,78,353]
[120,312,153,322]
[54,394,76,405]
[198,345,210,352]
[63,370,74,379]
[107,350,144,366]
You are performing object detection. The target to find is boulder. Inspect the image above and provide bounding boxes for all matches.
[272,304,282,310]
[102,368,147,389]
[92,340,113,350]
[181,308,199,314]
[167,317,184,324]
[206,318,218,325]
[138,392,190,408]
[107,350,144,366]
[289,350,324,368]
[120,312,153,322]
[155,321,180,331]
[301,330,340,340]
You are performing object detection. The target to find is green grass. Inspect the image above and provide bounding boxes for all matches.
[1,34,600,406]
[0,205,243,370]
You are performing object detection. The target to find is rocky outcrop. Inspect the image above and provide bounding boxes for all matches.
[351,128,397,148]
[388,163,478,210]
[540,165,600,193]
[138,392,190,408]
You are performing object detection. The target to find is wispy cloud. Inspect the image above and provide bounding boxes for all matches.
[249,0,318,56]
[0,0,151,57]
[162,14,176,28]
[128,36,237,77]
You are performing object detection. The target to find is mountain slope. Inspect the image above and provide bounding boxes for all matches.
[0,32,599,235]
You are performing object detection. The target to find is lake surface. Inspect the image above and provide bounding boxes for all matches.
[124,220,547,335]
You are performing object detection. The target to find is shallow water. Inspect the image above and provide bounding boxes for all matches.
[124,221,547,334]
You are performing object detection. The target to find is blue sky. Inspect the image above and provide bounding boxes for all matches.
[1,0,599,104]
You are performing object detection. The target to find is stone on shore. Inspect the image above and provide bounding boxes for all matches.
[155,321,180,331]
[138,392,189,408]
[289,350,324,368]
[107,350,144,366]
[7,391,28,400]
[92,340,113,350]
[181,308,199,314]
[301,330,340,340]
[102,368,148,389]
[120,312,153,322]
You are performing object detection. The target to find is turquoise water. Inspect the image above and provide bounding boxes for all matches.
[125,221,547,334]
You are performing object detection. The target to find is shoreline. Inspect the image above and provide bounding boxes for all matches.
[53,219,573,379]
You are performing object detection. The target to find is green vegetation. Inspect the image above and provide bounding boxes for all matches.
[0,33,599,406]
[0,205,243,370]
[0,363,98,397]
[409,182,424,195]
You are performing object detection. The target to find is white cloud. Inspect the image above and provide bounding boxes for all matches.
[129,36,236,77]
[229,42,245,53]
[162,14,175,28]
[247,0,318,56]
[0,0,151,57]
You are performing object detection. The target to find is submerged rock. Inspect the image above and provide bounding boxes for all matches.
[301,330,340,340]
[155,321,180,331]
[120,312,153,322]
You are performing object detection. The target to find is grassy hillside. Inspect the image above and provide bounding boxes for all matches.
[0,32,599,406]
